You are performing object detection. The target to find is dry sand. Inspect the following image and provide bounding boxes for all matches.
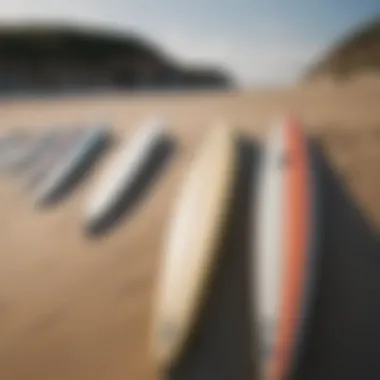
[0,83,379,380]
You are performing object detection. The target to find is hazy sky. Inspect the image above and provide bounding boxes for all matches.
[1,0,380,85]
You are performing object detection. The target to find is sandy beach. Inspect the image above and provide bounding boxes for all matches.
[0,82,379,379]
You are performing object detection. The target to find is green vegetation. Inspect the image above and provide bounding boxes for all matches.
[307,16,380,80]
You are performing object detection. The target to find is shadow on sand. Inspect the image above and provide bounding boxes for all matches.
[38,135,112,207]
[166,135,380,380]
[85,135,176,237]
[292,140,380,380]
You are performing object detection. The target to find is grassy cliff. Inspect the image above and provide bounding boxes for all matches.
[307,16,380,80]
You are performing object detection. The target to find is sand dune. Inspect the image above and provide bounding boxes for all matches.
[0,83,379,380]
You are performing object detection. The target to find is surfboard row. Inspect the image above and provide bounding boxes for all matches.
[0,118,170,231]
[152,116,318,380]
[0,124,110,206]
[0,116,317,380]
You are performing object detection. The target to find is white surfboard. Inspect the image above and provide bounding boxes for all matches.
[152,124,236,369]
[254,116,316,380]
[84,118,166,228]
[255,120,285,370]
[24,128,85,189]
[0,132,31,172]
[9,130,60,174]
[35,125,110,205]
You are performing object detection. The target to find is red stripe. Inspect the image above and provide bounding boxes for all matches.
[270,117,309,380]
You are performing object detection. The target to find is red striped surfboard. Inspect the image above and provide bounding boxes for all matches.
[255,115,317,380]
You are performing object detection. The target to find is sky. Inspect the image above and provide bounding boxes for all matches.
[0,0,379,86]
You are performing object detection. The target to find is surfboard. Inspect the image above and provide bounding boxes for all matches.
[35,125,110,205]
[254,116,317,380]
[84,118,166,230]
[25,128,85,189]
[9,130,60,175]
[152,124,236,369]
[0,132,31,172]
[0,134,17,167]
